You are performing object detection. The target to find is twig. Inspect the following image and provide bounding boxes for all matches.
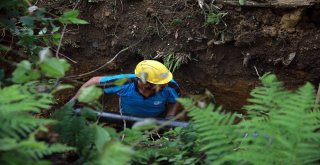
[0,57,17,66]
[253,65,260,78]
[55,0,82,58]
[60,77,84,84]
[65,35,146,78]
[0,44,28,58]
[34,0,40,5]
[155,19,160,38]
[155,131,161,139]
[55,25,67,58]
[119,98,127,142]
[155,16,169,34]
[4,36,14,56]
[50,48,78,63]
[120,0,124,12]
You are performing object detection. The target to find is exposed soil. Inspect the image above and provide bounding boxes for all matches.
[40,0,320,113]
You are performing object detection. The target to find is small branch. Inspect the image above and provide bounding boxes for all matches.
[0,57,17,66]
[50,48,78,63]
[55,25,67,58]
[55,0,82,58]
[155,16,169,34]
[0,44,28,58]
[253,65,261,78]
[66,35,146,79]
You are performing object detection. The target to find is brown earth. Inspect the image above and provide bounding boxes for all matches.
[39,0,320,113]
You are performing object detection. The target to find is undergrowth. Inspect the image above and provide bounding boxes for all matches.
[51,73,320,165]
[1,1,320,165]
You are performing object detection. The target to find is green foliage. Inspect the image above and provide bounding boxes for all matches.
[99,141,133,165]
[0,84,53,138]
[221,73,320,165]
[113,77,128,86]
[163,53,190,73]
[206,12,227,26]
[0,84,74,164]
[52,104,128,164]
[179,98,239,163]
[0,1,88,56]
[78,85,103,103]
[58,10,89,24]
[11,48,70,83]
[129,126,204,165]
[12,60,40,83]
[132,118,157,131]
[203,4,227,26]
[39,58,70,78]
[178,73,320,165]
[239,0,246,5]
[171,18,184,26]
[0,2,87,164]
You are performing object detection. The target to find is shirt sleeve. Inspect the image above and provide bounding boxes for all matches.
[99,74,135,94]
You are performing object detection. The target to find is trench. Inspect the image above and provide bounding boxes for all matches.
[52,1,320,114]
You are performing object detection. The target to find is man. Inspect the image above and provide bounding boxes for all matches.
[72,60,182,118]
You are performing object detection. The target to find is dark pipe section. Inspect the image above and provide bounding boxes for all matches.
[75,108,189,128]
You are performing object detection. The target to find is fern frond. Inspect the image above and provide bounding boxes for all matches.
[99,141,133,165]
[0,113,55,139]
[0,136,74,164]
[244,74,288,117]
[0,85,52,115]
[220,74,320,165]
[179,98,239,163]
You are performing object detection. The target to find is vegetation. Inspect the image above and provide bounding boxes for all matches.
[163,52,191,73]
[1,1,320,165]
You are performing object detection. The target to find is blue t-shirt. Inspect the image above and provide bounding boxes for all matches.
[99,74,180,117]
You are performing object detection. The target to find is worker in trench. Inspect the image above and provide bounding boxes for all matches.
[71,60,182,119]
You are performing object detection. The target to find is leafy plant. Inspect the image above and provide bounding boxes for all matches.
[0,0,88,56]
[52,103,133,165]
[126,126,204,165]
[0,84,74,165]
[163,53,191,73]
[206,12,227,26]
[0,1,88,164]
[221,74,320,165]
[171,18,184,26]
[78,85,103,104]
[203,4,227,26]
[178,73,320,165]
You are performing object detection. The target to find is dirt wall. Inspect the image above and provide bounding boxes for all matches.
[41,0,320,112]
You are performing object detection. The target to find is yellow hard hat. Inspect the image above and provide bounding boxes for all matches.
[134,60,173,84]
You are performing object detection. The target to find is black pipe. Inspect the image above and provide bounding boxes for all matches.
[75,108,189,128]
